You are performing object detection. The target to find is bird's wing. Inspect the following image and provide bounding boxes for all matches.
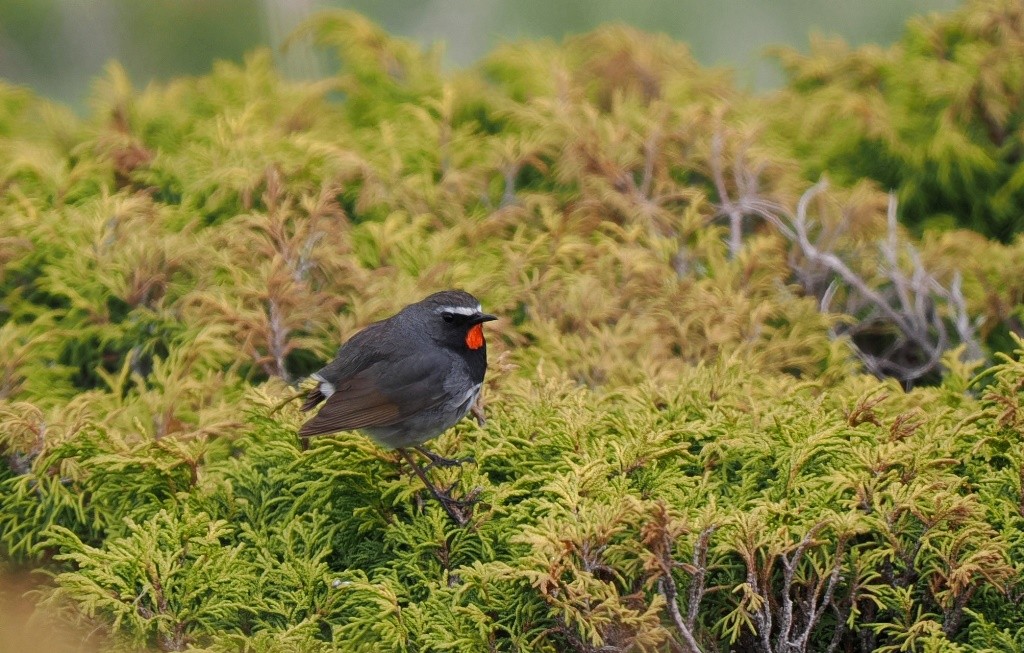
[297,350,449,438]
[300,321,390,412]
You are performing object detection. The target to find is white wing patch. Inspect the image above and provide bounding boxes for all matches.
[312,373,336,398]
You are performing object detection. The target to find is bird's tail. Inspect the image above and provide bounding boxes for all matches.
[300,388,325,412]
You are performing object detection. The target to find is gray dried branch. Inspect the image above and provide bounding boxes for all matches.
[708,140,982,386]
[686,525,716,631]
[659,575,704,653]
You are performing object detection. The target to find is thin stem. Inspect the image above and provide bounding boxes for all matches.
[659,577,704,653]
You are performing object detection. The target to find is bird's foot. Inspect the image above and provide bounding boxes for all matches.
[433,484,482,526]
[436,482,482,509]
[398,448,479,527]
[415,445,475,470]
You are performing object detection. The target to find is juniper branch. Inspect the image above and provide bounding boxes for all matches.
[659,576,704,653]
[686,525,716,630]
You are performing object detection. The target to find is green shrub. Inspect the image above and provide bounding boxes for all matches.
[2,4,1024,652]
[769,0,1024,241]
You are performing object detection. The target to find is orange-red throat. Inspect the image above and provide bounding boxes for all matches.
[466,323,485,350]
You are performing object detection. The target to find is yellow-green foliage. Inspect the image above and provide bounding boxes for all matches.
[2,5,1024,653]
[769,0,1024,241]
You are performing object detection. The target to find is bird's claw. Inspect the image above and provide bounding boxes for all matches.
[437,483,482,508]
[425,455,475,470]
[398,448,480,527]
[415,445,475,470]
[434,484,482,526]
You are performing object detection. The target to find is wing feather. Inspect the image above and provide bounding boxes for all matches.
[298,399,401,437]
[300,388,326,412]
[298,353,449,438]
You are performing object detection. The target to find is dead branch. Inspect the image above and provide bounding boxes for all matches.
[708,139,982,387]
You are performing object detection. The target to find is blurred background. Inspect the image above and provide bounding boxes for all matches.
[0,0,961,112]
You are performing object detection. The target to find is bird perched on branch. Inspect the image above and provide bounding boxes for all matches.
[298,290,496,525]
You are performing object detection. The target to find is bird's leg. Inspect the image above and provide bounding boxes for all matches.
[398,448,470,527]
[412,445,483,509]
[470,401,486,426]
[414,445,475,470]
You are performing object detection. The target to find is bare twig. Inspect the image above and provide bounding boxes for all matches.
[686,526,716,630]
[775,522,826,652]
[708,137,981,386]
[659,576,704,653]
[788,531,849,652]
[709,132,745,259]
[266,298,290,382]
[643,505,711,652]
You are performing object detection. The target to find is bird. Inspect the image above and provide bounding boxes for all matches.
[298,290,496,524]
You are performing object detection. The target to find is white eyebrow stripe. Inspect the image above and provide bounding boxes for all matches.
[435,305,481,316]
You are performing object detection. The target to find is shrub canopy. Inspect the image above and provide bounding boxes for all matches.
[3,3,1024,652]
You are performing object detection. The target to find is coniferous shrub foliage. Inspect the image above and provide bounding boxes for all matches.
[768,0,1024,242]
[2,3,1024,652]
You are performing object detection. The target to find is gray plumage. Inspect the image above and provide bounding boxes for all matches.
[299,290,494,449]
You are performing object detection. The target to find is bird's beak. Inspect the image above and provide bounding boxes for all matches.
[471,312,498,325]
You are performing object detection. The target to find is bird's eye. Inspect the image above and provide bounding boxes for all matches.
[441,311,455,323]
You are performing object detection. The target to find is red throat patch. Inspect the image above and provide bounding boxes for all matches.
[465,323,485,350]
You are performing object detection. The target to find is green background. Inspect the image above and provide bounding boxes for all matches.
[0,0,960,109]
